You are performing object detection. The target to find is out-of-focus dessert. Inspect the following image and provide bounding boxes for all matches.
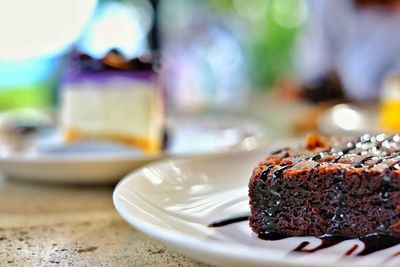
[60,49,164,154]
[249,133,400,238]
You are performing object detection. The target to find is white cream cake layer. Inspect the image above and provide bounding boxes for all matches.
[61,77,163,147]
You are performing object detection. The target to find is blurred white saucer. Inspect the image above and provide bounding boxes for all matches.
[0,113,268,184]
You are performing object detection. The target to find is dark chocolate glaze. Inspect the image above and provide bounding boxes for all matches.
[258,232,288,241]
[358,234,400,256]
[352,155,375,168]
[259,165,274,181]
[292,235,345,253]
[345,244,359,256]
[290,234,400,256]
[208,215,249,228]
[272,165,293,180]
[208,215,400,256]
[265,134,400,179]
[271,147,289,155]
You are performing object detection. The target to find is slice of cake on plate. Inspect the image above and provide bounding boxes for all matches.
[249,133,400,238]
[60,49,164,154]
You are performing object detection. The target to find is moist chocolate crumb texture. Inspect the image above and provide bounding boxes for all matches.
[248,133,400,238]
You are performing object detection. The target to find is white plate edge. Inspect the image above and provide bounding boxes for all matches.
[111,150,362,267]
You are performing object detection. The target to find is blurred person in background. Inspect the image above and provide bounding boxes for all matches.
[295,0,400,102]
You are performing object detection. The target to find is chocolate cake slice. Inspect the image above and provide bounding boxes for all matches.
[249,133,400,238]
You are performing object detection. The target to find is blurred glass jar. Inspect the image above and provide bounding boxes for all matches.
[380,73,400,130]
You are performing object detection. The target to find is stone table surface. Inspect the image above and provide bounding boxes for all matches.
[0,93,310,266]
[0,176,207,266]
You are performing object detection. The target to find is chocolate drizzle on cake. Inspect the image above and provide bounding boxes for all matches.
[247,133,400,259]
[271,147,290,155]
[267,134,400,178]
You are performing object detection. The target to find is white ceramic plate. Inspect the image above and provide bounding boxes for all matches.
[0,114,267,184]
[113,145,400,267]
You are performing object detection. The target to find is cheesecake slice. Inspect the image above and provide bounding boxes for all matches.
[60,50,164,154]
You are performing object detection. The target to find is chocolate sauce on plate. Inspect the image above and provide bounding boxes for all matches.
[358,234,400,256]
[208,215,249,228]
[208,215,400,257]
[258,232,288,241]
[292,235,344,253]
[344,244,359,256]
[209,135,400,260]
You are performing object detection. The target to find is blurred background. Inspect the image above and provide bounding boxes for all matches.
[4,1,400,264]
[0,0,302,110]
[1,0,400,135]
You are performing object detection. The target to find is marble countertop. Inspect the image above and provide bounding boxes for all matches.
[0,176,207,266]
[0,93,310,266]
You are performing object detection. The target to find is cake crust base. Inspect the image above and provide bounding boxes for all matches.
[65,129,161,154]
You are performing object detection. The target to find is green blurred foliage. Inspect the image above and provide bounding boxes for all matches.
[0,84,53,111]
[250,12,298,90]
[100,0,302,91]
[206,0,302,90]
